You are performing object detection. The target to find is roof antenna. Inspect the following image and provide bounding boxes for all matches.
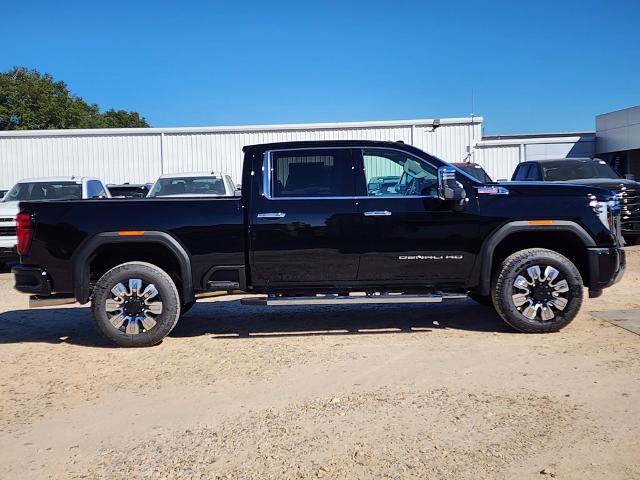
[461,89,475,163]
[471,89,475,120]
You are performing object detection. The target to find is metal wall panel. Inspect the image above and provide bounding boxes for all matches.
[0,118,482,188]
[0,134,162,187]
[525,141,595,160]
[474,134,596,181]
[475,145,521,180]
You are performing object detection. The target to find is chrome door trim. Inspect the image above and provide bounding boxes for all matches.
[256,212,287,219]
[262,146,447,201]
[364,210,392,216]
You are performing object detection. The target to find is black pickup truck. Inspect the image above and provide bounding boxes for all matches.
[13,141,625,347]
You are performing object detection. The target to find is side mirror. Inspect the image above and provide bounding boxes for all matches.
[437,166,466,202]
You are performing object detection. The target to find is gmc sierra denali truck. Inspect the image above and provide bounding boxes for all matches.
[12,141,625,347]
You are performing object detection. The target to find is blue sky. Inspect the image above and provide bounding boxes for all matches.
[3,0,639,134]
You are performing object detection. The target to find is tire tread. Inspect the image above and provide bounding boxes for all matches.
[492,248,583,333]
[91,261,181,347]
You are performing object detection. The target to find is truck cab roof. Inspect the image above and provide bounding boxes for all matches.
[157,172,227,179]
[16,176,101,184]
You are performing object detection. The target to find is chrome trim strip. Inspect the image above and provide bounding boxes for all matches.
[262,146,453,201]
[257,212,287,219]
[241,293,468,306]
[476,186,509,195]
[364,210,392,216]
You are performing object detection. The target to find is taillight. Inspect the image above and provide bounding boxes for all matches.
[16,213,33,255]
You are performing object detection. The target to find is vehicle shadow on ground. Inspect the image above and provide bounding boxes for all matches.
[173,300,512,339]
[0,299,511,348]
[0,261,17,274]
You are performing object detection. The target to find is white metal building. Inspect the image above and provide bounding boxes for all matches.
[0,117,482,189]
[475,132,596,180]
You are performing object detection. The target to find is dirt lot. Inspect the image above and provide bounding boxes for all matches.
[1,249,639,479]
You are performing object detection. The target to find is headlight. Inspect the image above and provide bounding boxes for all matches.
[589,194,620,230]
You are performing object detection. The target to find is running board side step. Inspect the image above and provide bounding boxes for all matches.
[29,294,77,308]
[206,281,240,290]
[241,293,468,306]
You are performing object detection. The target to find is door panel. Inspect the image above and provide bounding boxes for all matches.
[357,197,477,282]
[355,148,477,284]
[249,148,361,287]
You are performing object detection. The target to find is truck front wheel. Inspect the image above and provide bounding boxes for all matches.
[492,248,583,333]
[91,262,181,347]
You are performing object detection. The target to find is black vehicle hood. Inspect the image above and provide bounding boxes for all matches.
[549,178,639,189]
[503,182,617,200]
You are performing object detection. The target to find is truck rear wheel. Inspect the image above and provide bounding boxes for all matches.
[91,262,181,347]
[492,248,583,333]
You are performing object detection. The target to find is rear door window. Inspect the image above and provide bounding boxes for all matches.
[526,164,541,181]
[270,149,354,197]
[513,164,531,181]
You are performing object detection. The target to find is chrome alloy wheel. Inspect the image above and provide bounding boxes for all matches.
[105,279,163,334]
[511,265,569,321]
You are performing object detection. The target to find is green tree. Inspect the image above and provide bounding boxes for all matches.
[0,67,150,130]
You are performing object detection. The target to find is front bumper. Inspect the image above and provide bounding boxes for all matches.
[12,265,52,296]
[587,247,625,297]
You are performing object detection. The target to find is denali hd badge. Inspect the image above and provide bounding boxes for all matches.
[399,255,463,260]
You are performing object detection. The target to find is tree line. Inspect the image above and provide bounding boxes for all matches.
[0,67,149,130]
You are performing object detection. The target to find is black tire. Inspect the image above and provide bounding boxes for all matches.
[91,261,181,347]
[181,300,196,317]
[492,248,583,333]
[468,293,493,307]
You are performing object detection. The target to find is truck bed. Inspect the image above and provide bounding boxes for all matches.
[19,197,245,296]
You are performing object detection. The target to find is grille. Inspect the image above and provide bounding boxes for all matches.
[0,226,16,236]
[613,185,640,232]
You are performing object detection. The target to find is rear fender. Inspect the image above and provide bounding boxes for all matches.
[71,231,193,304]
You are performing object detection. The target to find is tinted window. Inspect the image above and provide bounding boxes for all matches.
[361,149,438,196]
[87,180,107,198]
[271,149,353,197]
[457,165,492,183]
[107,185,149,198]
[149,177,228,197]
[3,181,82,201]
[541,159,622,181]
[526,165,541,181]
[513,164,530,181]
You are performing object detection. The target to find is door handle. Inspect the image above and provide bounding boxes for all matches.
[364,210,392,216]
[257,212,287,219]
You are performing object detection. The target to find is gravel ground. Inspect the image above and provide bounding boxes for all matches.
[0,248,639,479]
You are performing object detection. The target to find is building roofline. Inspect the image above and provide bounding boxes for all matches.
[596,105,640,118]
[478,131,595,147]
[0,116,483,138]
[482,131,595,141]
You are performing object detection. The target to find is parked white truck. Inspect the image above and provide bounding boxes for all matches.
[0,177,110,268]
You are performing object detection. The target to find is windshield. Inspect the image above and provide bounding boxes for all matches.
[148,177,228,197]
[457,165,492,183]
[541,160,621,181]
[2,181,82,202]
